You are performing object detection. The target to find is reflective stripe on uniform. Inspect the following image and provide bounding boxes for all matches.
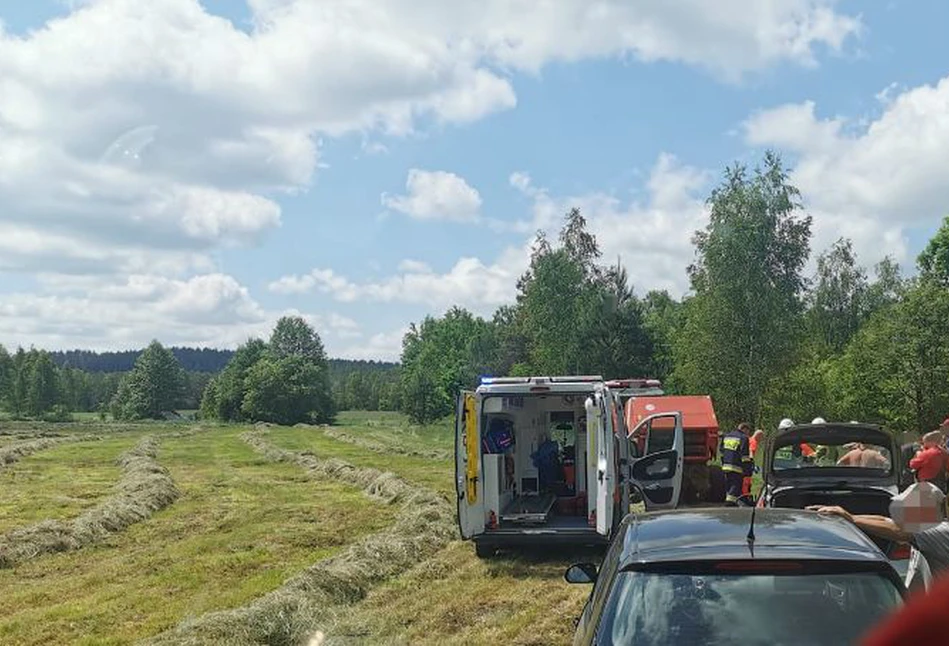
[742,457,754,462]
[723,437,741,451]
[722,464,743,474]
[725,493,738,502]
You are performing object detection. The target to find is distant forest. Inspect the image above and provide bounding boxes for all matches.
[48,348,397,376]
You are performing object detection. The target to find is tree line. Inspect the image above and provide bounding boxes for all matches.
[0,339,394,422]
[397,151,949,437]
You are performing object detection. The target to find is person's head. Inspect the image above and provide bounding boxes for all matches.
[922,430,943,448]
[890,482,947,532]
[737,422,752,436]
[752,429,765,441]
[778,418,794,430]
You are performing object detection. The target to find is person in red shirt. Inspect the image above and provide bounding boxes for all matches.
[910,431,948,490]
[743,429,765,496]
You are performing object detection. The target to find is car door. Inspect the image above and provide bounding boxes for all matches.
[455,390,484,539]
[627,412,684,510]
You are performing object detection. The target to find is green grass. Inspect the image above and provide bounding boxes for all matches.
[0,425,396,645]
[332,411,454,454]
[269,424,454,498]
[0,436,141,534]
[269,412,592,645]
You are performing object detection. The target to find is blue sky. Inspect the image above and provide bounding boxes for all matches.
[1,1,949,359]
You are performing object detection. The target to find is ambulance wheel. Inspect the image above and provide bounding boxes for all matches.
[707,465,726,503]
[475,543,495,559]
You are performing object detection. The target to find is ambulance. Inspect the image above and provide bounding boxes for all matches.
[455,376,683,557]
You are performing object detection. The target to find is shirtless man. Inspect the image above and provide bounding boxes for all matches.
[836,442,889,468]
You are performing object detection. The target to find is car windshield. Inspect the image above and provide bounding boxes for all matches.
[596,571,902,646]
[772,438,892,474]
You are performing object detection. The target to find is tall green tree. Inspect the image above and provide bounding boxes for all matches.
[831,279,949,433]
[917,215,949,285]
[808,238,868,353]
[200,338,268,421]
[241,356,333,425]
[270,316,328,364]
[675,152,812,427]
[25,351,59,417]
[111,340,184,420]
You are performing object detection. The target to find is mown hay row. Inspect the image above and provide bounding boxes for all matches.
[0,434,100,470]
[145,425,456,646]
[0,435,180,568]
[318,425,451,461]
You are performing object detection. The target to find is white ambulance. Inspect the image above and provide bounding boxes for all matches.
[455,375,684,557]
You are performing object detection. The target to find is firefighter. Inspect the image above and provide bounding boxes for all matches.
[721,422,753,506]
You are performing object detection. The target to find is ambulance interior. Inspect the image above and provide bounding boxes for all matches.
[479,393,596,529]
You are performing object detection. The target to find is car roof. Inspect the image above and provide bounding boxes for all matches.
[619,508,889,567]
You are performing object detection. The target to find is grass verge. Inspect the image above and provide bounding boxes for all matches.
[0,435,179,568]
[146,424,456,646]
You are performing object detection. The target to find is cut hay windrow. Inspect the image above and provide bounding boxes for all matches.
[0,435,180,568]
[318,425,451,461]
[0,434,101,470]
[145,425,456,646]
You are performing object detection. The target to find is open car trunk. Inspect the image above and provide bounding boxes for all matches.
[771,487,892,516]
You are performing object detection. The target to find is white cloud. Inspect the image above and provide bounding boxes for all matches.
[271,153,710,317]
[398,259,433,273]
[382,169,483,222]
[0,0,861,353]
[0,273,363,353]
[742,75,949,266]
[337,327,410,362]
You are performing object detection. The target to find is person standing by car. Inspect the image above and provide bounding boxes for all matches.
[721,423,753,505]
[743,429,765,496]
[910,431,948,492]
[809,483,949,575]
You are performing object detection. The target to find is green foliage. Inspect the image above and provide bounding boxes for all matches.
[917,215,949,285]
[832,278,949,433]
[241,356,334,425]
[674,152,812,427]
[399,307,495,423]
[111,341,185,421]
[808,238,868,353]
[199,316,334,425]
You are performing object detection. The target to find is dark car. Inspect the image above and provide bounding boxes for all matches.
[759,421,931,591]
[565,508,905,646]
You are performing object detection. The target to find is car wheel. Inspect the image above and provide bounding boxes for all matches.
[475,543,496,559]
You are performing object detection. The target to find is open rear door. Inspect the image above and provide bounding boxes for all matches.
[627,412,684,510]
[588,394,615,536]
[455,391,484,539]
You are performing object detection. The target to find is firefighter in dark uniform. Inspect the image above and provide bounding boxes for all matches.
[721,422,754,506]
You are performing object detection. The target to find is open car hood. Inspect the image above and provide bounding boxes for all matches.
[764,423,899,488]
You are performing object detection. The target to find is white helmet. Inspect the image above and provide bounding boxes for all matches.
[779,418,794,430]
[812,417,826,424]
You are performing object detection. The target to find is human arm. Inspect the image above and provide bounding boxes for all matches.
[806,505,914,543]
[910,450,927,470]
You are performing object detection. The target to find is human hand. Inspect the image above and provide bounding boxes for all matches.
[806,505,854,522]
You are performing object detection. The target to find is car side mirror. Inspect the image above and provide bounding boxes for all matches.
[630,451,678,480]
[565,562,598,584]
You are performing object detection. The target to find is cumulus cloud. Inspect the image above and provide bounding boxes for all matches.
[0,273,362,352]
[337,326,411,362]
[0,0,861,352]
[741,75,949,266]
[382,169,483,222]
[270,153,711,318]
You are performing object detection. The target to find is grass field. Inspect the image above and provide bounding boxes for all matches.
[0,413,591,645]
